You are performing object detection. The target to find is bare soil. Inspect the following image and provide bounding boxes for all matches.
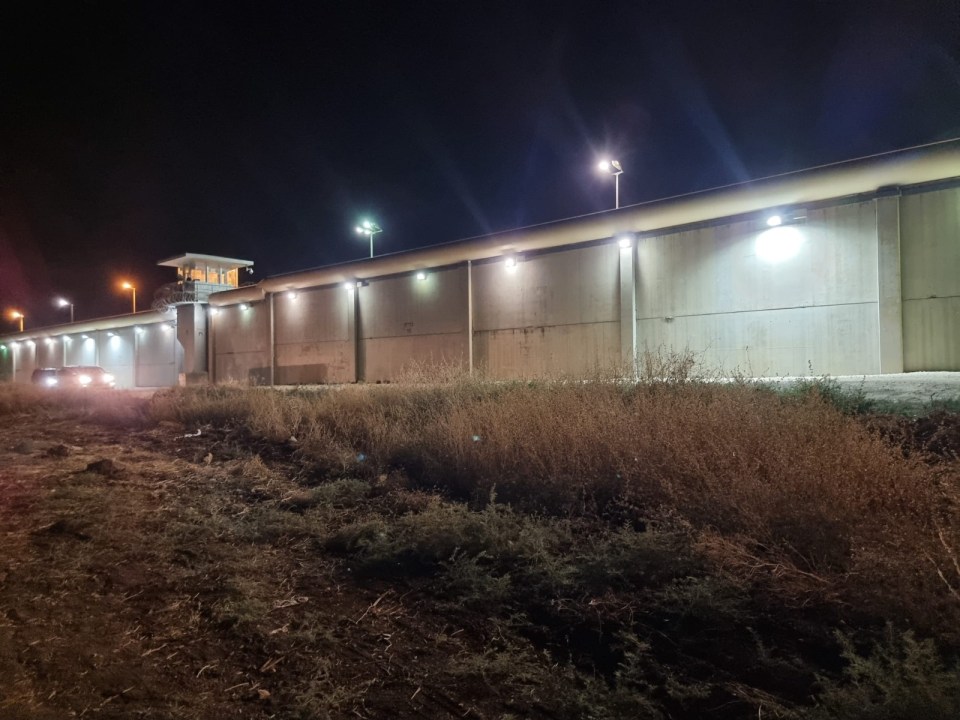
[0,413,526,719]
[2,391,959,719]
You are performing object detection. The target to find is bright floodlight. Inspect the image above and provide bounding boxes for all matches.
[597,159,624,208]
[617,235,632,249]
[415,271,427,281]
[354,219,383,258]
[767,215,782,227]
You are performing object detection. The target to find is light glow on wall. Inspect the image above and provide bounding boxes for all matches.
[617,234,633,249]
[766,214,783,227]
[287,290,298,299]
[756,226,805,263]
[504,256,518,273]
[415,271,427,281]
[239,303,249,311]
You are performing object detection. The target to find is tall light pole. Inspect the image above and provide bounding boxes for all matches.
[56,297,74,323]
[598,159,624,209]
[9,310,24,333]
[355,219,382,258]
[121,282,137,314]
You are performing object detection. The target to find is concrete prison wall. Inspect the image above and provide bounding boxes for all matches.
[208,177,959,383]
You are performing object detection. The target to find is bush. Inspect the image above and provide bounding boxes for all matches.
[808,627,960,719]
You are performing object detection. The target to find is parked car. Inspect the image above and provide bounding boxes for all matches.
[31,368,59,387]
[56,366,116,388]
[31,366,116,388]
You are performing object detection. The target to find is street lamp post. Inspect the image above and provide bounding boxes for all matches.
[9,310,24,333]
[56,297,75,323]
[598,159,624,209]
[355,219,383,258]
[121,282,137,314]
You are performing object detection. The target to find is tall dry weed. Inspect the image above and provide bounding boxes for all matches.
[148,363,960,634]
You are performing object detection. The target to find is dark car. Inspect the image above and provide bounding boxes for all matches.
[31,366,116,388]
[56,366,116,388]
[31,368,59,387]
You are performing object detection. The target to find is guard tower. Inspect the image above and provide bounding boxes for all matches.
[153,253,254,384]
[153,253,255,310]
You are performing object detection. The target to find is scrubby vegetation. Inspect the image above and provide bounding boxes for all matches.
[1,360,959,718]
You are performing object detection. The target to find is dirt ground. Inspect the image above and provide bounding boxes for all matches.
[2,394,959,719]
[0,412,532,720]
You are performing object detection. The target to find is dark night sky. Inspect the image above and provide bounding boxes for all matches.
[2,1,959,327]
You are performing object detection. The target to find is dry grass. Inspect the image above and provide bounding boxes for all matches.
[145,360,960,637]
[2,367,960,718]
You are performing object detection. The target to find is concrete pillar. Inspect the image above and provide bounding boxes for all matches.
[176,304,208,379]
[876,194,904,373]
[269,293,276,386]
[619,242,638,370]
[467,260,474,375]
[349,285,362,382]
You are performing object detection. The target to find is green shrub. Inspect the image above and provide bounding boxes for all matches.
[809,627,960,720]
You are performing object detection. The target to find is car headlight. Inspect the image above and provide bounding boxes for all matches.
[102,373,115,384]
[78,374,92,386]
[45,377,58,387]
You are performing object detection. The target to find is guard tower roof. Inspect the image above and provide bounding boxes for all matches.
[157,253,254,269]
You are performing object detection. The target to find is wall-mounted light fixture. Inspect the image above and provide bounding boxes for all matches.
[286,290,298,299]
[239,303,249,311]
[415,271,427,281]
[504,256,518,273]
[617,234,634,249]
[765,210,806,228]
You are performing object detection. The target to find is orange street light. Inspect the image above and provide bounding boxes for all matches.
[8,310,24,332]
[121,282,137,313]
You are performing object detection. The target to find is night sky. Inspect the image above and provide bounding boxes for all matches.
[2,1,959,327]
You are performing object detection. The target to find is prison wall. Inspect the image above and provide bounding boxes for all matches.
[635,200,882,376]
[900,185,960,370]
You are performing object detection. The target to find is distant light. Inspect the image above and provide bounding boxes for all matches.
[81,334,89,340]
[415,271,427,281]
[344,282,354,291]
[362,220,372,229]
[46,337,55,344]
[56,298,70,308]
[766,215,782,227]
[286,290,297,299]
[27,339,35,347]
[107,331,115,337]
[121,281,134,290]
[355,226,363,234]
[78,374,92,386]
[64,336,72,343]
[209,307,220,316]
[356,281,364,288]
[598,160,610,172]
[239,303,249,311]
[617,235,633,249]
[504,256,517,272]
[10,342,19,348]
[134,326,144,334]
[45,377,58,387]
